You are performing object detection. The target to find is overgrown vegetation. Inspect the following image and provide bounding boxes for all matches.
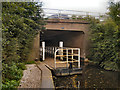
[2,2,44,88]
[88,1,120,71]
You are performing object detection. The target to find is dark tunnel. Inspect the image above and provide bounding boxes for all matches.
[40,30,85,57]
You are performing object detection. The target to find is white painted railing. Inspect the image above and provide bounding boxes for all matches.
[40,46,81,69]
[40,46,60,59]
[54,47,80,69]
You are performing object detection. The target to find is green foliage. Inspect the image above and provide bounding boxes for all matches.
[16,63,26,70]
[71,14,100,24]
[2,62,23,88]
[109,2,120,25]
[25,61,35,64]
[2,80,19,89]
[2,2,44,88]
[71,15,77,19]
[88,2,120,71]
[76,16,82,20]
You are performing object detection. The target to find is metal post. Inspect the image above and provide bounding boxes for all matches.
[78,81,80,88]
[78,48,80,68]
[46,47,48,56]
[54,50,57,69]
[42,42,45,61]
[58,10,61,19]
[40,48,42,56]
[49,48,51,56]
[50,47,51,57]
[55,47,57,53]
[48,47,50,56]
[53,47,54,57]
[50,47,52,57]
[84,52,86,60]
[66,49,68,68]
[72,49,73,63]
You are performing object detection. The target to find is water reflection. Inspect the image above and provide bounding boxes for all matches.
[53,63,120,88]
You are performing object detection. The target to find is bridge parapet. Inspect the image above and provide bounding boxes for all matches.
[45,19,90,32]
[45,19,90,24]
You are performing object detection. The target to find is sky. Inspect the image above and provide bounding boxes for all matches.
[40,0,120,13]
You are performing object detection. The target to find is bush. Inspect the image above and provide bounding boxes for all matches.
[16,63,26,70]
[25,61,35,64]
[2,80,19,89]
[88,18,120,71]
[2,62,23,88]
[2,2,44,88]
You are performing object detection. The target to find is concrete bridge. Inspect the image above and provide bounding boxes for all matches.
[41,19,90,57]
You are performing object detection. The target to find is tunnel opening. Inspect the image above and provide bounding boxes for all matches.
[40,30,84,76]
[40,30,85,57]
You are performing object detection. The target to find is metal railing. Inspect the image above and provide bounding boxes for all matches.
[54,47,80,69]
[42,8,107,20]
[40,46,81,69]
[40,46,61,59]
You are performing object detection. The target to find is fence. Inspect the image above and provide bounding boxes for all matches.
[40,46,81,69]
[42,8,107,20]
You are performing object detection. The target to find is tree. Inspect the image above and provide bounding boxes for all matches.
[88,1,120,71]
[109,1,120,25]
[2,2,44,88]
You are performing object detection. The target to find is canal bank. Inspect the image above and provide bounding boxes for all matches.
[19,58,120,89]
[18,64,42,88]
[36,61,55,88]
[18,61,55,88]
[41,57,120,88]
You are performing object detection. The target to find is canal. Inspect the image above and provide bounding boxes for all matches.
[53,62,120,88]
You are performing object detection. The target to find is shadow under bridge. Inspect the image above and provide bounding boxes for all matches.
[40,30,85,57]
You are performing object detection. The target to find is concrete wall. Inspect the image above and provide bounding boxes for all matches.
[28,32,40,61]
[45,23,89,32]
[41,30,88,57]
[43,19,90,58]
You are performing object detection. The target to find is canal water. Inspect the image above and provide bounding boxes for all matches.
[53,62,120,88]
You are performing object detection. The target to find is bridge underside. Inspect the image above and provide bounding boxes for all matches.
[40,30,85,57]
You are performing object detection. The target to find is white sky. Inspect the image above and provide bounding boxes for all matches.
[40,0,120,13]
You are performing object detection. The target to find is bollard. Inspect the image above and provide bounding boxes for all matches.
[59,41,63,60]
[42,42,45,61]
[59,41,63,47]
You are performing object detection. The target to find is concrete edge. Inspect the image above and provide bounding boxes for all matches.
[36,61,55,88]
